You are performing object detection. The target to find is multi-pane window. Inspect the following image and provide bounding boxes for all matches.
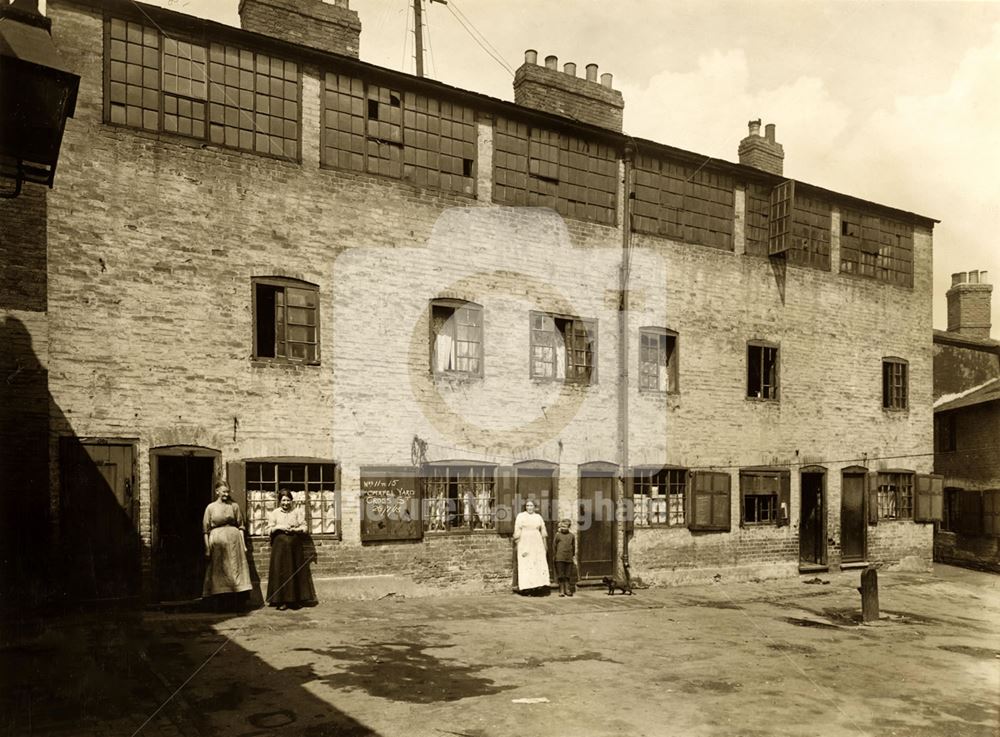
[877,472,914,520]
[253,278,319,364]
[431,300,483,375]
[493,118,617,224]
[747,343,778,400]
[631,154,735,250]
[106,18,299,159]
[245,461,337,536]
[840,210,914,287]
[424,465,496,532]
[882,358,908,410]
[633,468,686,526]
[530,312,596,384]
[744,182,771,257]
[639,328,677,393]
[322,74,476,194]
[741,471,780,525]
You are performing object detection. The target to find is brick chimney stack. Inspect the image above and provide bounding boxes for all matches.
[947,270,993,339]
[513,50,624,132]
[238,0,361,58]
[738,119,784,176]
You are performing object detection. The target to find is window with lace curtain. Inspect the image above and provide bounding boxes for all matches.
[430,300,483,376]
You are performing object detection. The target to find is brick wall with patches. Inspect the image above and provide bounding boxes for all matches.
[3,0,937,603]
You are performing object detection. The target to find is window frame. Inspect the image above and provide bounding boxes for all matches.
[746,341,779,401]
[882,357,909,411]
[529,311,598,385]
[423,463,498,534]
[103,17,302,161]
[740,469,784,526]
[632,466,687,527]
[935,412,957,452]
[638,327,678,394]
[251,276,321,365]
[429,299,484,378]
[876,470,914,520]
[244,459,339,538]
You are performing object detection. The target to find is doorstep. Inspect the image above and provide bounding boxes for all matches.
[839,561,872,571]
[798,563,830,574]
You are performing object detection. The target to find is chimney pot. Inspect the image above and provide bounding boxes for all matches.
[563,62,576,76]
[600,72,613,88]
[765,123,776,143]
[544,54,558,70]
[748,119,761,137]
[524,49,538,65]
[952,272,968,286]
[585,63,598,82]
[981,271,990,284]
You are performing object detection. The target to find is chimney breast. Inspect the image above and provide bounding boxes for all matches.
[238,0,361,58]
[513,55,624,132]
[947,269,993,339]
[738,118,784,176]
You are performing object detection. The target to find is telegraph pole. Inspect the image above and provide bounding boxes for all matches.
[413,0,446,78]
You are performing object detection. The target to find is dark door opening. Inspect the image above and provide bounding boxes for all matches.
[156,455,214,602]
[799,471,825,565]
[841,471,867,563]
[578,472,615,579]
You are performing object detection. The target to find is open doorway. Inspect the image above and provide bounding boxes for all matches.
[799,469,826,568]
[152,449,217,603]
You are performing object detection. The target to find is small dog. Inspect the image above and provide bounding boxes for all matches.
[602,566,634,595]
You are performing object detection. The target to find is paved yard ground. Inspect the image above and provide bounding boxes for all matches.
[2,564,998,737]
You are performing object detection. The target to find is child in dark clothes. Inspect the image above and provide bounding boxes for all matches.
[552,518,576,597]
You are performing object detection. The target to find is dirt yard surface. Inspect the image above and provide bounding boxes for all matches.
[2,564,997,737]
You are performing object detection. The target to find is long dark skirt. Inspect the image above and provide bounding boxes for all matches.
[266,532,317,607]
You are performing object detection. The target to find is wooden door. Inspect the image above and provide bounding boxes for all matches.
[61,440,139,599]
[841,472,866,562]
[578,472,614,579]
[799,472,825,565]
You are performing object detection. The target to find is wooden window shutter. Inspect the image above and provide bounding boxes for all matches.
[335,463,344,539]
[914,474,943,522]
[867,472,878,526]
[227,461,247,516]
[495,466,516,535]
[768,180,794,256]
[689,471,730,532]
[778,471,791,527]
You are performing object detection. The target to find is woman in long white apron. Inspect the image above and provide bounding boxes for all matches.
[513,499,550,592]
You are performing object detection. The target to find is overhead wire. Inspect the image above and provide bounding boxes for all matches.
[445,1,514,77]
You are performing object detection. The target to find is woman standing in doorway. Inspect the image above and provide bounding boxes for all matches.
[202,480,251,610]
[266,489,317,610]
[513,499,550,594]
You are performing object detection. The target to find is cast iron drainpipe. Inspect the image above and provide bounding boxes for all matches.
[618,142,635,580]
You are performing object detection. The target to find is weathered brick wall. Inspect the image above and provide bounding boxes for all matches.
[936,403,1000,489]
[238,0,361,58]
[935,530,1000,572]
[933,341,1000,398]
[946,284,992,339]
[32,0,936,601]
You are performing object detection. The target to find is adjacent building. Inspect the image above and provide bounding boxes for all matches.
[933,271,1000,571]
[0,0,943,606]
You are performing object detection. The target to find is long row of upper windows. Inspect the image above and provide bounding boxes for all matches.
[104,17,915,287]
[252,278,909,408]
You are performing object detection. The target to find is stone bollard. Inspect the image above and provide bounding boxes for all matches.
[858,566,879,623]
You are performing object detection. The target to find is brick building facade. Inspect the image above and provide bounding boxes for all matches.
[933,271,1000,571]
[0,0,941,606]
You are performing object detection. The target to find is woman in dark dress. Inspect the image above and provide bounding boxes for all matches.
[266,489,317,610]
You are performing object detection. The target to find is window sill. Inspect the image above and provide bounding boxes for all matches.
[745,396,780,403]
[424,528,500,536]
[251,359,321,370]
[251,534,342,541]
[103,121,302,165]
[882,407,909,414]
[633,523,686,529]
[432,371,483,383]
[530,377,596,388]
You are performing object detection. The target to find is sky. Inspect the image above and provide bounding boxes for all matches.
[135,0,1000,333]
